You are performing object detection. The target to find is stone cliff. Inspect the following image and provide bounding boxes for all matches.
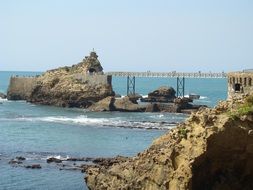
[8,51,114,107]
[85,94,253,190]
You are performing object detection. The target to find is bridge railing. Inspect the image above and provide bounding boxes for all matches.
[105,71,227,78]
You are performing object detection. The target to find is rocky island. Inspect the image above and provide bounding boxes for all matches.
[85,93,253,190]
[7,51,114,108]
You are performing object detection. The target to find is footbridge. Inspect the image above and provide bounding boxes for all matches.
[105,71,227,97]
[106,71,227,78]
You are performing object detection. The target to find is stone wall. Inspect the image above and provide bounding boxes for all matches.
[7,77,38,100]
[73,73,112,86]
[227,72,253,99]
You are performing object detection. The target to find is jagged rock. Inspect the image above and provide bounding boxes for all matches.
[85,94,253,190]
[89,96,145,112]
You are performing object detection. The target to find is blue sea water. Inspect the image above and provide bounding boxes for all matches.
[0,71,227,190]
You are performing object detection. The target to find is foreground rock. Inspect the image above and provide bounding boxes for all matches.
[85,94,253,190]
[7,51,114,107]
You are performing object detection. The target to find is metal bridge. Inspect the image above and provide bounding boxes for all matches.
[105,71,227,78]
[105,71,227,97]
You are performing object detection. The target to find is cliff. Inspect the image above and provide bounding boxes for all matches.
[7,51,114,107]
[85,94,253,190]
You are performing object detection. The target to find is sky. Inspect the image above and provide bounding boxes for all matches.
[0,0,253,72]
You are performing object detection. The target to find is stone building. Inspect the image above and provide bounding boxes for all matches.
[227,70,253,99]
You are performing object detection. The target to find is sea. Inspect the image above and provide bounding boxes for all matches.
[0,71,227,190]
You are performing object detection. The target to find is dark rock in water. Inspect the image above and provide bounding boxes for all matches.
[66,157,93,162]
[149,86,176,101]
[141,86,176,103]
[16,156,26,161]
[47,157,62,163]
[0,92,7,99]
[8,159,22,165]
[25,164,41,169]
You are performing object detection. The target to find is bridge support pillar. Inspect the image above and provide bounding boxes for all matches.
[177,77,185,97]
[127,76,135,96]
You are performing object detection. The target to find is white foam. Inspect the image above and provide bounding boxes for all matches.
[10,115,175,130]
[0,97,8,102]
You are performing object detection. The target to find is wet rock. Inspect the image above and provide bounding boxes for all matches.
[25,164,41,169]
[0,92,7,99]
[46,157,62,163]
[8,159,22,165]
[16,156,26,161]
[66,157,93,162]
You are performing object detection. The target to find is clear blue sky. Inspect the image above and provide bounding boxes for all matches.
[1,0,253,72]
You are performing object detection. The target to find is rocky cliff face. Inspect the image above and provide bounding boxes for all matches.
[7,51,114,107]
[85,94,253,190]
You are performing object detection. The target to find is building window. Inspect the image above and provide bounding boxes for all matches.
[233,77,235,84]
[249,78,252,86]
[240,78,242,83]
[234,83,241,92]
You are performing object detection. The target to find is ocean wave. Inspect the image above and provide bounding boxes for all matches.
[3,115,177,130]
[0,97,8,102]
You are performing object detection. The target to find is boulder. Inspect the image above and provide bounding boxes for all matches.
[89,96,145,112]
[47,157,62,163]
[85,94,253,190]
[141,86,176,102]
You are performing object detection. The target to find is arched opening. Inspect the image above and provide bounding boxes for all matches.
[234,83,241,92]
[249,78,252,86]
[88,68,96,74]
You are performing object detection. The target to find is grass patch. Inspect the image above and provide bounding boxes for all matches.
[228,95,253,119]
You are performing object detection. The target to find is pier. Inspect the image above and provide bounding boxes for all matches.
[105,71,227,96]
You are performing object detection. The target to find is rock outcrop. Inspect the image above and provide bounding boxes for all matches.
[141,86,176,102]
[8,51,115,107]
[88,96,145,112]
[85,94,253,190]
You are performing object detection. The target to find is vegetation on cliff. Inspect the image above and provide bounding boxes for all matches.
[85,94,253,190]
